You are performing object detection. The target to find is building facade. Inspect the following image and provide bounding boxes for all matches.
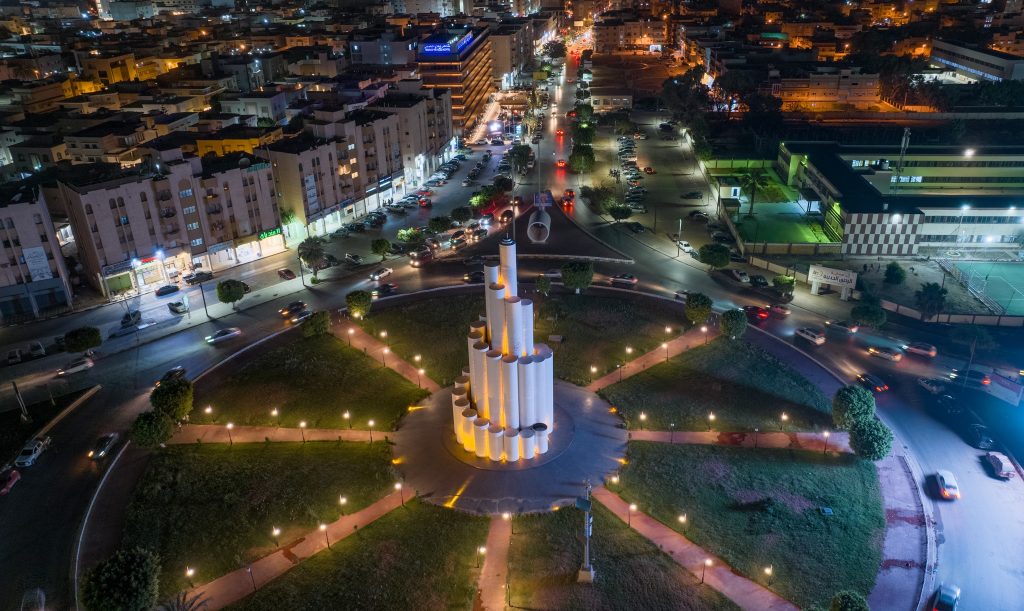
[416,28,494,135]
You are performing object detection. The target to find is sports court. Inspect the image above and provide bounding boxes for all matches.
[950,260,1024,315]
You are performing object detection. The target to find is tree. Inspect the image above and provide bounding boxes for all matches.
[150,377,194,422]
[561,261,594,294]
[64,326,101,354]
[279,208,297,225]
[721,309,747,339]
[302,310,331,337]
[849,419,894,461]
[832,385,876,430]
[543,40,566,59]
[684,292,713,325]
[575,103,594,122]
[370,238,391,261]
[346,290,372,319]
[157,591,210,611]
[950,325,997,384]
[508,144,532,173]
[535,275,552,296]
[493,175,514,192]
[470,185,502,209]
[608,205,632,222]
[884,261,905,285]
[573,124,595,145]
[697,243,730,271]
[772,275,795,294]
[396,227,424,244]
[850,304,887,329]
[81,547,160,611]
[428,216,453,234]
[914,282,947,320]
[216,279,246,309]
[128,410,174,448]
[740,170,770,216]
[451,206,473,224]
[568,144,595,173]
[830,590,870,611]
[297,237,326,279]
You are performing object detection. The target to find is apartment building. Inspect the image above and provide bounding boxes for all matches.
[416,28,494,134]
[194,125,284,157]
[80,53,139,86]
[348,29,419,65]
[219,89,293,125]
[488,22,534,89]
[374,80,454,187]
[761,66,880,111]
[592,16,665,53]
[0,184,72,322]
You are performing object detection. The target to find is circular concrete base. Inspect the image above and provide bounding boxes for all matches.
[393,381,627,515]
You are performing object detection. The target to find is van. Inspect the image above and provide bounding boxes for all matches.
[795,328,826,346]
[985,452,1015,479]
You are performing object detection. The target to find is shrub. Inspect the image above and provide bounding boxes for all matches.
[884,262,905,285]
[850,304,887,329]
[129,410,174,448]
[697,243,730,270]
[535,275,552,296]
[303,311,331,337]
[849,419,894,461]
[81,547,160,611]
[216,279,246,307]
[64,326,102,353]
[150,378,194,421]
[346,290,372,319]
[830,590,870,611]
[371,238,391,261]
[561,261,594,294]
[608,205,632,222]
[684,292,713,325]
[832,385,876,430]
[720,309,747,339]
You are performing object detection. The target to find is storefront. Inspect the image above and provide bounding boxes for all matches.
[207,228,288,271]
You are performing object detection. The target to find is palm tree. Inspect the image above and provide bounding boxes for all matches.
[157,591,210,611]
[913,282,947,320]
[296,237,326,280]
[740,170,770,216]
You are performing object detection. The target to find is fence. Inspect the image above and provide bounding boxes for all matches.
[936,258,1006,315]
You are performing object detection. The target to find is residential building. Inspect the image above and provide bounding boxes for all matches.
[416,28,494,135]
[930,38,1024,83]
[488,22,533,89]
[219,90,294,125]
[80,54,139,86]
[592,16,665,53]
[195,126,284,157]
[374,80,454,187]
[589,87,633,112]
[761,67,880,111]
[348,29,419,65]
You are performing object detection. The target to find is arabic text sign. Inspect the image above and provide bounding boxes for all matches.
[808,264,857,288]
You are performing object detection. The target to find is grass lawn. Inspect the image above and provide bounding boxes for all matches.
[195,334,427,430]
[0,388,89,461]
[599,339,831,431]
[613,442,885,609]
[227,500,489,611]
[359,293,685,386]
[122,441,395,597]
[509,505,737,611]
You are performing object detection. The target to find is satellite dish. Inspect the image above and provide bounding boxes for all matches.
[239,157,251,169]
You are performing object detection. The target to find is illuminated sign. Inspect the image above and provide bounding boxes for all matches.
[421,32,474,55]
[258,226,282,240]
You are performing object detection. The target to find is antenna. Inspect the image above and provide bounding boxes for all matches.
[890,127,911,198]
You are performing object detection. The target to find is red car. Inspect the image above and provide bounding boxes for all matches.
[743,305,769,322]
[643,166,656,174]
[564,189,575,201]
[277,268,296,280]
[416,188,433,196]
[556,159,568,168]
[556,129,564,136]
[1,469,21,496]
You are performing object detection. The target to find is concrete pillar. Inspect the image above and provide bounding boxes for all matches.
[498,238,518,297]
[485,283,507,351]
[503,428,520,461]
[521,298,534,356]
[466,331,484,403]
[453,397,469,443]
[473,418,490,458]
[484,350,503,421]
[504,296,523,357]
[488,424,504,461]
[461,408,478,453]
[517,356,536,428]
[501,354,519,429]
[533,422,549,454]
[521,428,536,459]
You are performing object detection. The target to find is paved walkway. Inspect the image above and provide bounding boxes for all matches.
[169,424,377,444]
[475,515,511,611]
[343,324,442,393]
[630,430,852,454]
[586,325,720,392]
[191,490,408,610]
[592,486,797,611]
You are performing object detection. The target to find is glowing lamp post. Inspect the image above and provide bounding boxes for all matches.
[764,564,774,586]
[299,420,307,443]
[368,420,375,443]
[185,566,195,587]
[395,482,405,505]
[627,503,637,527]
[320,523,330,548]
[477,546,487,567]
[639,412,647,430]
[707,412,715,432]
[701,325,708,345]
[343,411,351,429]
[226,422,234,445]
[823,430,830,455]
[382,347,390,366]
[347,328,354,346]
[272,526,281,547]
[702,559,712,584]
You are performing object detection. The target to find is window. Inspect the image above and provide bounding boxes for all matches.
[183,206,197,214]
[85,204,93,214]
[191,238,204,247]
[33,213,42,224]
[187,222,199,231]
[109,198,117,210]
[179,188,194,199]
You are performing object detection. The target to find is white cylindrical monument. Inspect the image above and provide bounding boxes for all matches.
[503,428,520,461]
[500,354,519,429]
[517,356,535,428]
[461,408,477,453]
[520,298,534,357]
[488,424,503,461]
[473,418,490,458]
[452,397,469,443]
[486,283,507,351]
[504,296,523,358]
[498,238,518,297]
[471,341,489,407]
[484,349,502,421]
[521,428,536,459]
[533,423,549,454]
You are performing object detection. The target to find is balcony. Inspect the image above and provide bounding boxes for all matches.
[160,208,176,219]
[157,191,172,201]
[163,225,180,235]
[207,205,223,214]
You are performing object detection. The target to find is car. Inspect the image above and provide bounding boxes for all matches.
[464,270,485,283]
[205,327,242,344]
[857,372,890,393]
[156,366,186,387]
[677,240,693,253]
[626,222,645,233]
[795,327,826,345]
[948,368,991,386]
[25,341,44,359]
[673,289,690,302]
[556,159,568,168]
[768,303,790,317]
[476,139,488,145]
[918,377,947,395]
[276,268,296,281]
[610,273,639,286]
[290,309,313,323]
[984,452,1016,479]
[682,191,703,199]
[88,433,119,460]
[369,267,393,281]
[935,470,961,500]
[450,236,467,249]
[120,310,141,328]
[542,268,562,279]
[555,128,564,136]
[183,271,213,285]
[345,253,364,266]
[729,250,746,263]
[563,189,575,201]
[14,436,51,467]
[155,284,179,297]
[279,301,307,317]
[934,393,963,419]
[472,228,488,240]
[419,198,433,208]
[963,421,996,450]
[868,346,903,362]
[168,300,189,314]
[0,468,20,495]
[932,584,960,611]
[57,358,94,376]
[729,269,750,283]
[743,305,769,322]
[491,138,504,146]
[825,320,860,334]
[711,231,735,244]
[689,210,709,221]
[372,283,398,299]
[628,186,647,194]
[749,274,769,288]
[480,213,495,226]
[643,166,656,174]
[461,179,474,187]
[464,255,485,266]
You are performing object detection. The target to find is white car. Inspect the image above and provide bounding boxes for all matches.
[205,327,242,344]
[369,267,394,281]
[936,470,961,500]
[904,342,937,358]
[917,377,946,395]
[14,436,51,467]
[795,327,826,345]
[677,240,693,253]
[57,358,94,376]
[542,268,562,279]
[28,341,45,357]
[729,269,750,283]
[768,304,790,317]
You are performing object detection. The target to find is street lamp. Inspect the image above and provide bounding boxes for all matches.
[299,420,307,443]
[780,412,789,432]
[380,330,388,345]
[764,564,773,586]
[396,482,405,505]
[610,475,619,485]
[272,526,281,547]
[701,325,708,345]
[226,422,234,445]
[246,566,257,592]
[707,412,715,431]
[320,523,330,548]
[417,368,425,388]
[204,405,213,417]
[270,408,279,425]
[678,513,687,531]
[670,422,676,443]
[662,342,669,362]
[628,503,637,527]
[382,347,390,366]
[502,511,514,534]
[347,328,355,346]
[477,546,487,567]
[823,430,830,455]
[185,566,195,587]
[590,364,597,382]
[753,428,759,448]
[639,412,647,429]
[414,354,422,366]
[664,326,672,335]
[339,495,348,515]
[343,411,351,429]
[368,420,375,443]
[701,559,712,584]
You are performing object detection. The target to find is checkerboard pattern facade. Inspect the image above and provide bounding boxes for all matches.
[842,212,922,256]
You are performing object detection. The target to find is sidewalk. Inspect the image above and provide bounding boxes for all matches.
[343,325,442,393]
[630,429,852,454]
[475,515,511,611]
[191,490,408,610]
[169,423,376,444]
[586,325,719,393]
[592,486,797,611]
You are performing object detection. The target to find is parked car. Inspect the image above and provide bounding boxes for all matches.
[643,166,656,174]
[8,348,25,365]
[205,327,242,345]
[948,368,991,386]
[345,253,364,266]
[88,433,119,459]
[984,452,1016,479]
[155,284,180,297]
[857,372,890,393]
[277,268,296,280]
[279,301,307,318]
[795,327,826,345]
[183,271,213,285]
[369,267,394,281]
[711,231,735,244]
[825,320,860,334]
[120,310,141,328]
[0,468,20,495]
[768,304,790,317]
[676,240,693,253]
[682,191,702,199]
[689,210,709,221]
[749,274,769,288]
[27,341,45,358]
[57,358,94,376]
[963,420,997,450]
[626,222,645,233]
[168,301,188,314]
[867,346,904,362]
[918,377,947,395]
[14,436,51,467]
[935,470,961,500]
[729,269,750,283]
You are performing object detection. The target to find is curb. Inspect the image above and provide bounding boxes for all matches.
[34,384,102,438]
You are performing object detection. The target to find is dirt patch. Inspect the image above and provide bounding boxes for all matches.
[886,508,926,526]
[881,558,923,570]
[733,489,816,513]
[701,457,732,482]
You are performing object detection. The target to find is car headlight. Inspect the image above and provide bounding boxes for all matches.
[205,336,213,342]
[87,451,94,457]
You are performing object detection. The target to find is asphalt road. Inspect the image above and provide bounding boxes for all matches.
[2,53,1023,610]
